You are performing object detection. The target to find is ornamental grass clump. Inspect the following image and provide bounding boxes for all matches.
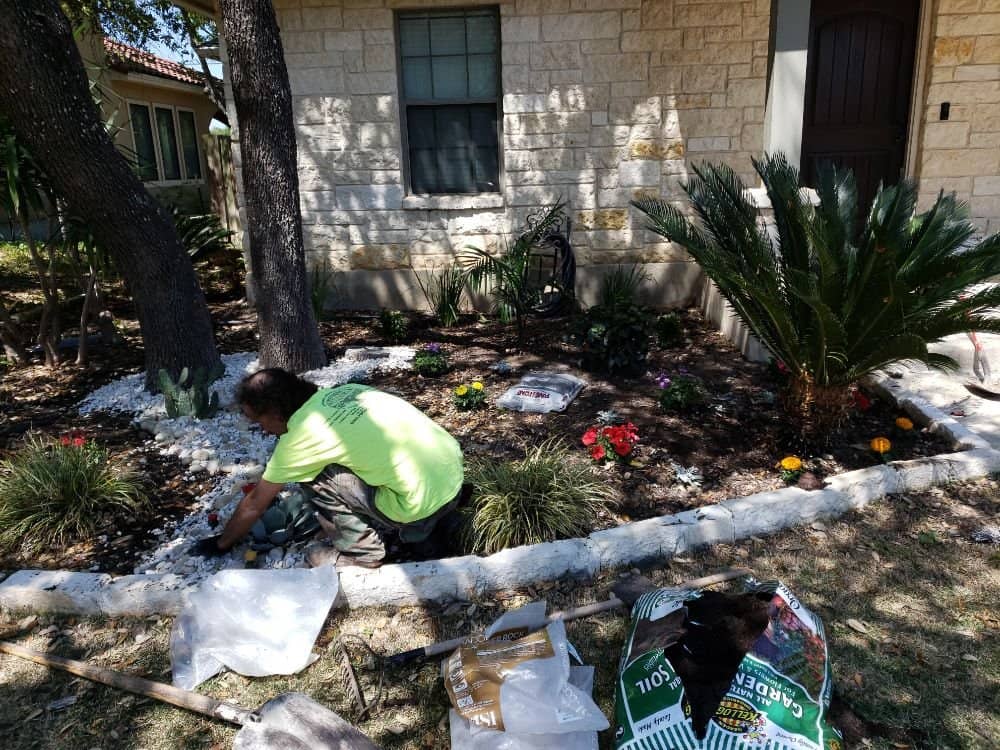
[453,380,486,410]
[462,438,618,554]
[633,153,1000,437]
[0,433,146,552]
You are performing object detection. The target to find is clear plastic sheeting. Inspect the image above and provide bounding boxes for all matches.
[445,602,608,749]
[496,372,586,413]
[170,565,339,690]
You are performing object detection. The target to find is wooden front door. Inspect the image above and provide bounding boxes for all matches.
[801,0,920,211]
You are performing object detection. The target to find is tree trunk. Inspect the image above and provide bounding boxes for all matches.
[0,297,28,363]
[218,0,326,373]
[0,0,220,389]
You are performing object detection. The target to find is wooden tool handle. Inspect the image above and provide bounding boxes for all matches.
[387,566,751,667]
[0,640,253,726]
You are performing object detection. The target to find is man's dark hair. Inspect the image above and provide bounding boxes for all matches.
[236,368,319,421]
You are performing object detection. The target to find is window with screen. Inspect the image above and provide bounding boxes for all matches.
[128,103,202,183]
[128,103,158,182]
[397,8,500,195]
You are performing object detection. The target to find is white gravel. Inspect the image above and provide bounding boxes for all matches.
[78,347,415,585]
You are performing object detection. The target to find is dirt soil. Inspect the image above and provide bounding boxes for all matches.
[0,299,952,573]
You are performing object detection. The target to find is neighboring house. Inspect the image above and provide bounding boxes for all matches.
[181,0,1000,310]
[94,36,237,228]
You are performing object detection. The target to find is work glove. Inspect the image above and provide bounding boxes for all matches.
[190,535,230,558]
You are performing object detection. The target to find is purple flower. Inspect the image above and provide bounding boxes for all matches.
[425,342,442,353]
[655,372,672,389]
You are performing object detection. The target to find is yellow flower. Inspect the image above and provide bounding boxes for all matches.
[870,436,891,454]
[455,385,469,396]
[780,456,802,472]
[895,417,914,431]
[472,381,484,391]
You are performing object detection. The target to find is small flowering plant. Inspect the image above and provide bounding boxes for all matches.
[453,380,487,410]
[870,436,892,462]
[894,416,914,432]
[413,342,449,377]
[778,455,804,484]
[655,371,707,413]
[59,430,88,448]
[582,422,639,463]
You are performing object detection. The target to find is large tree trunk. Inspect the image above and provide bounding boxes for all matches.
[218,0,326,373]
[0,0,220,388]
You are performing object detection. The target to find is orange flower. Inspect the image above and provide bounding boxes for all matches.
[870,436,891,454]
[895,417,914,431]
[780,456,803,472]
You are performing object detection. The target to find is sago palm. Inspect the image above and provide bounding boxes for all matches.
[633,153,1000,433]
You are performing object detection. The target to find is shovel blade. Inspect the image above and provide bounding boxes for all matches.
[233,693,381,750]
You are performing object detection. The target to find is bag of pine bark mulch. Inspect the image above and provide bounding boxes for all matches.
[613,579,844,750]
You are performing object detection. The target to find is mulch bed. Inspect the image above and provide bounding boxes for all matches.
[0,299,952,574]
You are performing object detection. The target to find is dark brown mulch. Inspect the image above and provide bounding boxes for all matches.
[0,299,952,574]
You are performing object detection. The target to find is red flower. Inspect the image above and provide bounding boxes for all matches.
[589,444,606,461]
[72,436,86,447]
[60,435,71,446]
[612,440,631,456]
[581,428,598,446]
[853,390,872,411]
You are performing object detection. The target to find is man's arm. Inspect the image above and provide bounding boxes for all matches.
[216,479,284,550]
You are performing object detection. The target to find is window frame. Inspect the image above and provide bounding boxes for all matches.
[394,6,504,197]
[126,99,205,186]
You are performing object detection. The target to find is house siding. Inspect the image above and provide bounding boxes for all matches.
[262,0,771,308]
[917,0,1000,234]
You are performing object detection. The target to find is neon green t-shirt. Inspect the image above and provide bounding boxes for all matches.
[261,384,463,523]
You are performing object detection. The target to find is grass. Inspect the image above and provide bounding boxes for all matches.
[0,434,147,552]
[462,438,618,554]
[1,478,997,749]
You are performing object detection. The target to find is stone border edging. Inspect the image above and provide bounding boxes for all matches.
[3,374,998,616]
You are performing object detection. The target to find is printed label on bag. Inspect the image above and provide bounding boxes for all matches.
[445,628,556,732]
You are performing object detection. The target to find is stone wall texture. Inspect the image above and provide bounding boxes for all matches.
[261,0,770,293]
[918,0,1000,233]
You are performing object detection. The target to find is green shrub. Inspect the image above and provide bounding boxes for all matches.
[171,209,235,262]
[577,302,653,374]
[158,364,224,419]
[656,373,707,413]
[0,433,146,552]
[413,343,449,376]
[575,265,653,374]
[309,258,338,319]
[462,438,618,555]
[655,312,684,348]
[416,264,467,327]
[378,309,409,343]
[633,153,1000,433]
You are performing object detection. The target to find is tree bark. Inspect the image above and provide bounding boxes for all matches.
[217,0,326,373]
[0,0,220,388]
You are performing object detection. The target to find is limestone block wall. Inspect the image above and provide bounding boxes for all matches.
[918,0,1000,234]
[263,0,770,308]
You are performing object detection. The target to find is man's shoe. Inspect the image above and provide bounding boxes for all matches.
[305,543,383,570]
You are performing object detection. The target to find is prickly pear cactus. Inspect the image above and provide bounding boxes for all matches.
[158,364,224,419]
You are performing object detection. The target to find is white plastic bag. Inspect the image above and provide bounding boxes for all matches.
[170,565,339,690]
[444,601,608,746]
[450,667,599,750]
[496,372,585,413]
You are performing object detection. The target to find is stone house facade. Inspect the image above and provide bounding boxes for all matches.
[188,0,1000,310]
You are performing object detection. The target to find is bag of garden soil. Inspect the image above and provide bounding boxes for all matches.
[613,580,844,750]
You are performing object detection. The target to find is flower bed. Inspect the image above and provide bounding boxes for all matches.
[0,306,952,577]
